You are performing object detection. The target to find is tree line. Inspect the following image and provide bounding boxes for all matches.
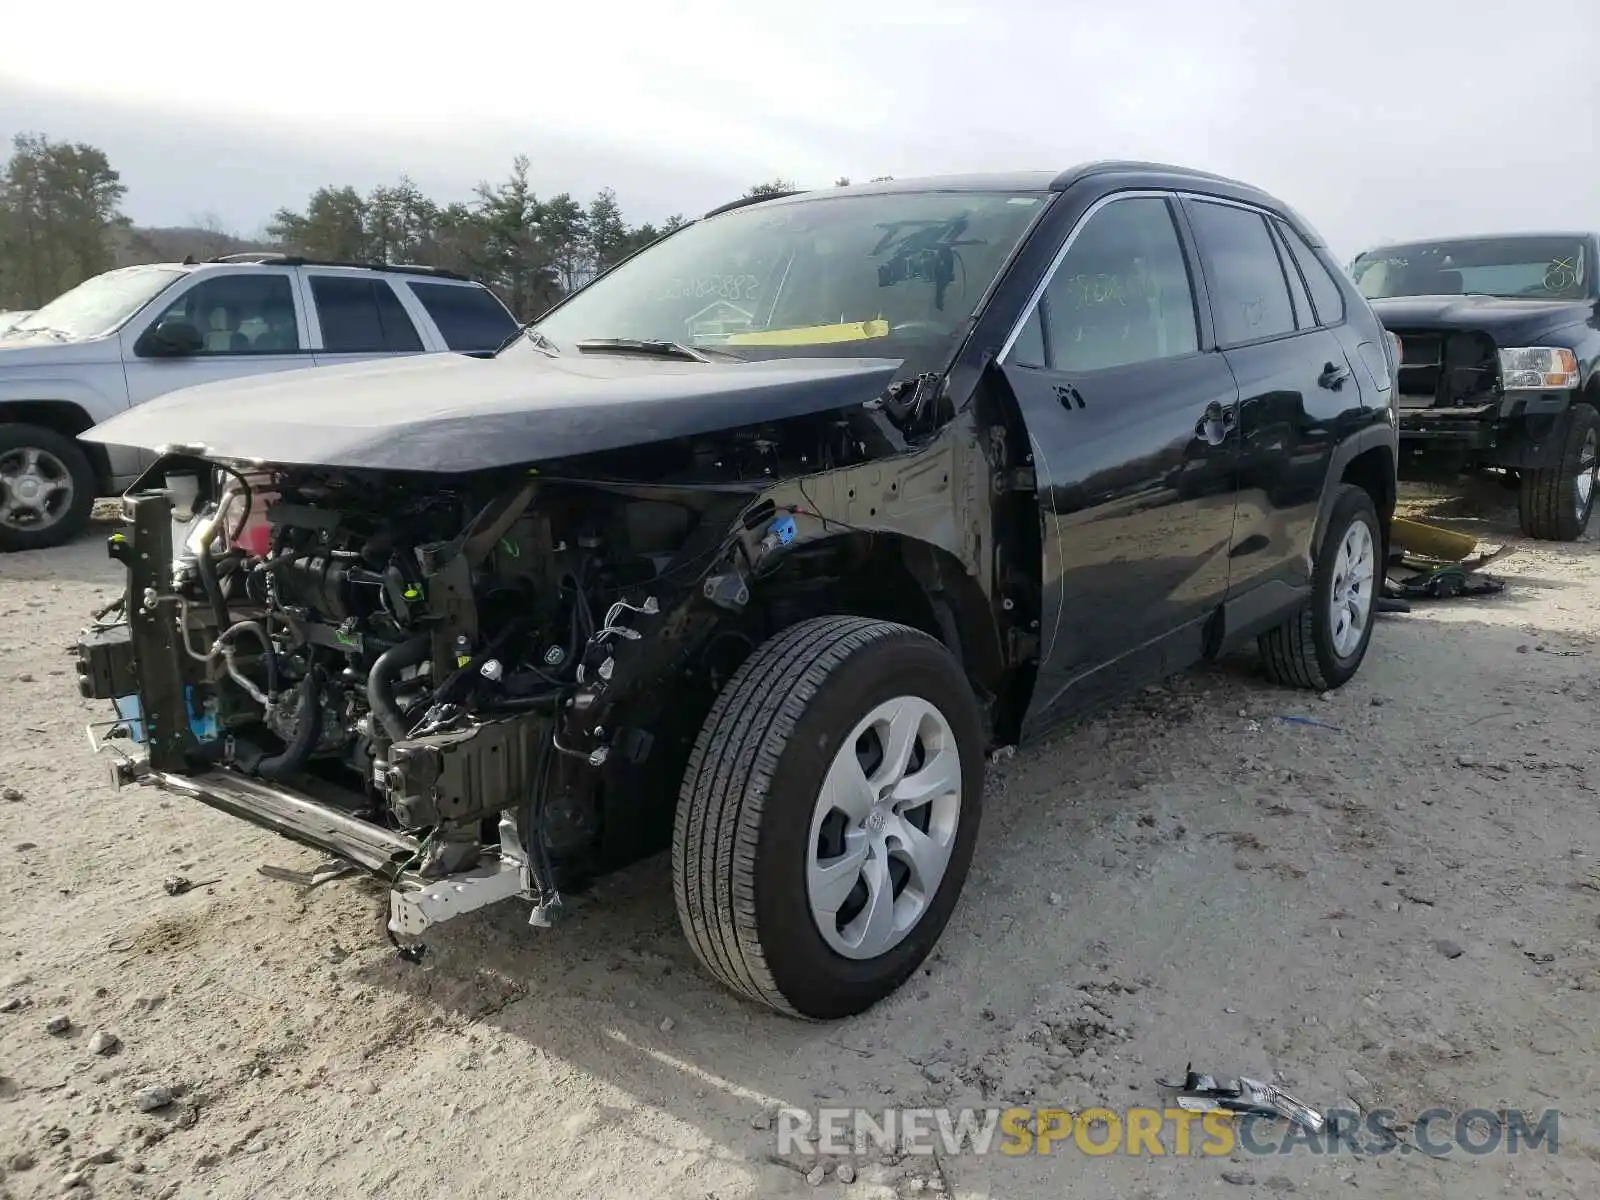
[0,132,877,319]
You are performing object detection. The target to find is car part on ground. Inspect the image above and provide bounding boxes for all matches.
[1352,232,1600,542]
[73,164,1397,1018]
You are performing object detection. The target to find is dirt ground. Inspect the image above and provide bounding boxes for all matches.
[3,483,1600,1199]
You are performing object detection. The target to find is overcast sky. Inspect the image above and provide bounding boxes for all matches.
[3,0,1596,260]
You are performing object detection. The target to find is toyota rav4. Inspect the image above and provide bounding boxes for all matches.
[74,163,1397,1019]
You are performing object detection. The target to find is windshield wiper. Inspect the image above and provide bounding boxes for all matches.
[575,338,721,363]
[8,326,71,341]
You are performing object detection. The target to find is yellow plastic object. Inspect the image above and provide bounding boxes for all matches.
[724,319,891,346]
[1391,517,1478,562]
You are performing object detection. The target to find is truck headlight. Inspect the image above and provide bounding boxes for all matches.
[1499,346,1579,390]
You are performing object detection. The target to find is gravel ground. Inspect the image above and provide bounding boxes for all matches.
[3,484,1600,1199]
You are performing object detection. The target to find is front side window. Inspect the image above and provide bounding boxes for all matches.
[1187,200,1297,345]
[1350,235,1590,301]
[311,277,424,353]
[530,188,1049,375]
[10,265,185,342]
[1010,195,1200,373]
[152,273,300,355]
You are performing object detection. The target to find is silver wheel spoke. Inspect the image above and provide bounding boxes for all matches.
[871,700,926,790]
[887,811,953,895]
[890,744,961,811]
[810,832,870,915]
[817,747,874,823]
[845,854,897,958]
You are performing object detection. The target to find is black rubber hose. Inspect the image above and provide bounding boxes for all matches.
[195,534,231,634]
[368,634,431,743]
[257,670,321,780]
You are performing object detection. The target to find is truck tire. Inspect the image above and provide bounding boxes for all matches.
[0,423,97,552]
[672,616,984,1019]
[1517,404,1600,541]
[1259,483,1381,691]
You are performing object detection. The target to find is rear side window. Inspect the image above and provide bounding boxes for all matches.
[407,281,518,352]
[1186,200,1296,344]
[310,277,424,352]
[1275,220,1347,326]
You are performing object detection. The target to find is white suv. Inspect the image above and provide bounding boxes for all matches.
[0,255,519,551]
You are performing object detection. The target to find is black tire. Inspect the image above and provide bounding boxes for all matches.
[1259,483,1381,691]
[0,422,97,552]
[672,616,984,1020]
[1518,404,1600,541]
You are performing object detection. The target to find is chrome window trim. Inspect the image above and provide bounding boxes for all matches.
[997,188,1173,363]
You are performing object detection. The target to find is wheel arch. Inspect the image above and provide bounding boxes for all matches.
[0,400,112,492]
[745,530,1010,735]
[1313,423,1397,563]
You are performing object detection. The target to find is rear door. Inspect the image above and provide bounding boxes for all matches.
[997,191,1242,721]
[304,271,431,366]
[1179,196,1366,613]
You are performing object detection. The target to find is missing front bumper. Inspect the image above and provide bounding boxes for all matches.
[104,751,545,944]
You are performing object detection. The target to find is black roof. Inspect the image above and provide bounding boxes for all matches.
[702,160,1271,215]
[205,252,475,282]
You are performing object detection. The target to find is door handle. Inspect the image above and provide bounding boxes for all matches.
[1195,402,1237,445]
[1318,361,1351,390]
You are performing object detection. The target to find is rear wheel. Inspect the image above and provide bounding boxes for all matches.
[672,616,984,1019]
[0,423,97,552]
[1518,404,1599,541]
[1259,483,1381,691]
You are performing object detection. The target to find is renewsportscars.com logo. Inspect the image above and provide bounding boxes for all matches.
[776,1106,1561,1158]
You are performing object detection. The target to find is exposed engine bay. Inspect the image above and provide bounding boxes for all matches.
[76,407,941,950]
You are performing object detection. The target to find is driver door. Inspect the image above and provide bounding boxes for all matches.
[999,193,1243,731]
[119,268,315,410]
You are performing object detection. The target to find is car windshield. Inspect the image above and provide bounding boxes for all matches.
[1350,236,1591,301]
[8,265,187,341]
[529,188,1050,375]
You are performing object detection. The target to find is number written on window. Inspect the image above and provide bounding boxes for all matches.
[1186,201,1297,344]
[1013,196,1199,372]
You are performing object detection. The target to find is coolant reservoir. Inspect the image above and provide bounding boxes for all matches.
[213,470,279,557]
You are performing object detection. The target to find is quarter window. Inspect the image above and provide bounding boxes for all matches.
[152,273,300,355]
[1015,196,1199,372]
[311,276,424,352]
[407,281,518,352]
[1186,200,1297,344]
[1276,219,1347,325]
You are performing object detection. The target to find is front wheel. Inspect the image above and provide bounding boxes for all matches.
[672,616,985,1019]
[1518,404,1600,541]
[1259,483,1382,691]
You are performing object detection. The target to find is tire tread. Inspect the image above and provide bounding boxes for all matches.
[672,615,934,1018]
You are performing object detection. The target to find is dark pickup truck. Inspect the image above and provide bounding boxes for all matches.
[1349,232,1600,540]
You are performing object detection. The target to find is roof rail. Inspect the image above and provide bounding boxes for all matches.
[203,252,473,282]
[702,189,806,219]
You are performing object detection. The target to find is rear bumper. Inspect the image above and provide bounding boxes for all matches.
[105,752,533,943]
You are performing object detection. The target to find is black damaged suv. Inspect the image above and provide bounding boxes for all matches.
[76,162,1397,1018]
[1351,231,1600,540]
